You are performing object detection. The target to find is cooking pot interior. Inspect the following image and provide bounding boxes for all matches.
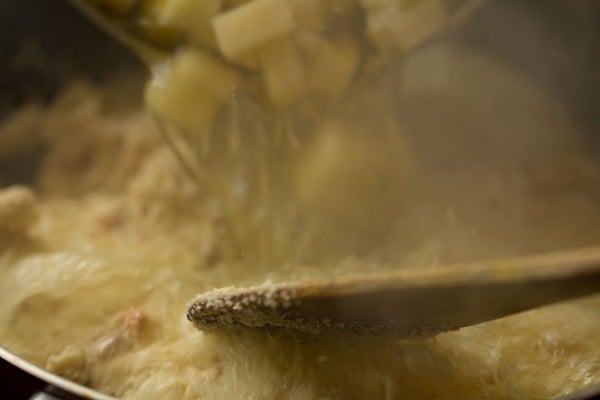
[1,0,599,399]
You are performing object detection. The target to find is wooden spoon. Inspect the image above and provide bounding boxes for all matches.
[187,246,600,336]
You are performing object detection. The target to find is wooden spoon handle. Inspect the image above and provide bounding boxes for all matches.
[188,246,600,336]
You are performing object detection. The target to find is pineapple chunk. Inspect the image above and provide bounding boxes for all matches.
[260,38,308,107]
[151,0,221,46]
[366,0,447,52]
[296,119,414,252]
[145,49,238,130]
[365,8,397,50]
[296,32,361,100]
[212,0,296,60]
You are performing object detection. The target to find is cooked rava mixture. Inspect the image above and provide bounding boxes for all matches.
[1,1,600,398]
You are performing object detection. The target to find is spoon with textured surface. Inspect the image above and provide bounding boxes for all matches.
[187,246,600,336]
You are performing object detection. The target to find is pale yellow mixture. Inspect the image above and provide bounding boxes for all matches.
[1,1,600,399]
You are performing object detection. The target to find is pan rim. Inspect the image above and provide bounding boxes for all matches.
[0,345,115,400]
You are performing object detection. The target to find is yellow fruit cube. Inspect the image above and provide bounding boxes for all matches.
[296,119,414,251]
[152,0,221,46]
[367,0,447,51]
[145,49,238,130]
[260,38,308,107]
[212,0,296,60]
[297,32,361,99]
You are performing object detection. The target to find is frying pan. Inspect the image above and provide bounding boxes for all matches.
[0,0,599,399]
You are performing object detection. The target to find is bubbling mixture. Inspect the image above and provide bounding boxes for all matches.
[0,1,600,399]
